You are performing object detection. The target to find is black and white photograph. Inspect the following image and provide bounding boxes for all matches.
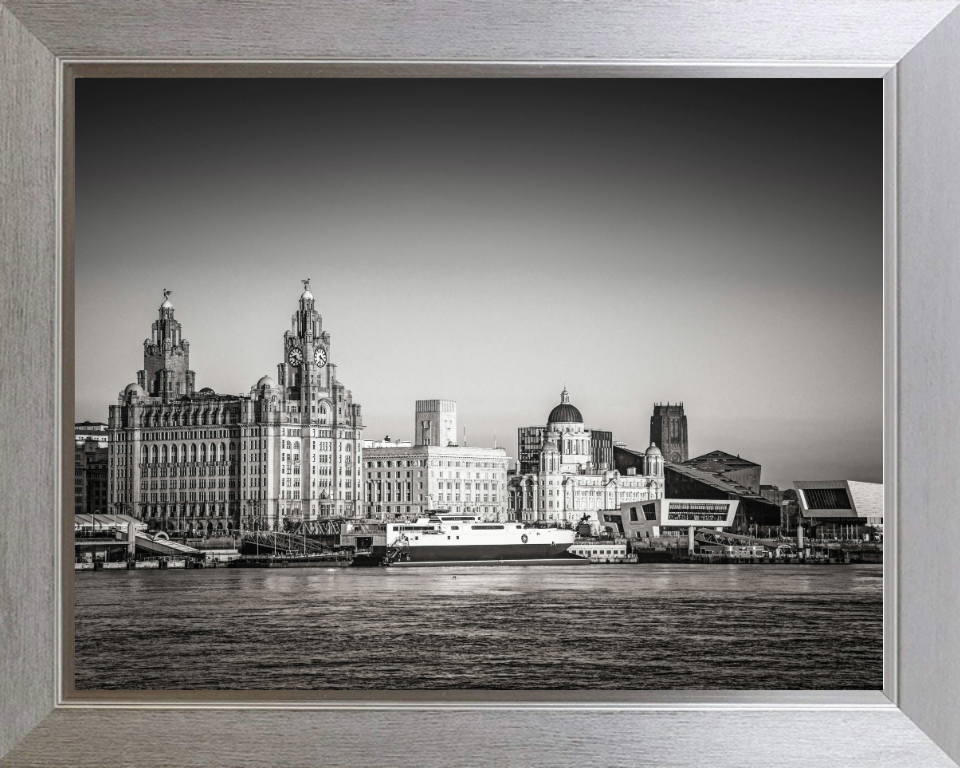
[73,78,882,691]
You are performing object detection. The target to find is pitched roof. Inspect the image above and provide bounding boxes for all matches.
[684,450,759,469]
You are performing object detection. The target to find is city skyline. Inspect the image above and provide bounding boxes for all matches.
[76,79,881,490]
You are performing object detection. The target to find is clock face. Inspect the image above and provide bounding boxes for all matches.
[288,346,303,366]
[314,347,327,367]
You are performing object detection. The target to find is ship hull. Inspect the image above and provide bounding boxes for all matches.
[353,542,584,567]
[400,542,576,562]
[390,554,590,568]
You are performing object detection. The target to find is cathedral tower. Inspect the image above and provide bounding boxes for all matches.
[650,402,688,463]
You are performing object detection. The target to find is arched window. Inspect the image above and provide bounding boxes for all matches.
[183,444,189,463]
[161,445,168,463]
[190,444,197,462]
[151,445,158,463]
[220,442,226,461]
[210,443,217,462]
[229,442,236,456]
[293,441,300,450]
[200,444,207,462]
[141,445,148,462]
[171,445,178,463]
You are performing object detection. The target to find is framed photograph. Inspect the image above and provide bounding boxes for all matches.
[2,2,960,766]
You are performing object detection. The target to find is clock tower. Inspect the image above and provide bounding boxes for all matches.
[279,278,331,393]
[253,280,364,524]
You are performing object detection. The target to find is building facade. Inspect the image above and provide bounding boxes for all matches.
[793,480,883,538]
[661,460,780,534]
[75,421,109,445]
[683,450,761,494]
[361,444,509,521]
[74,440,109,515]
[650,402,688,463]
[509,389,664,524]
[518,424,613,475]
[591,430,613,470]
[107,284,364,534]
[362,400,509,521]
[518,425,546,475]
[415,399,457,447]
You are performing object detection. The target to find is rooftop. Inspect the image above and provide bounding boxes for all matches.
[664,461,778,505]
[684,450,760,471]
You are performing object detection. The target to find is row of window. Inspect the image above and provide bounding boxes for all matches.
[140,491,234,502]
[363,459,505,469]
[140,478,234,490]
[141,442,235,463]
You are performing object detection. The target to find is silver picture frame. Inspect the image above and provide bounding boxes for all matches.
[2,1,959,765]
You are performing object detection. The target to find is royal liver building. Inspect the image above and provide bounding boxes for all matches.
[107,283,363,533]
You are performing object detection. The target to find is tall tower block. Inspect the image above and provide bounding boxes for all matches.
[650,402,688,463]
[415,400,457,447]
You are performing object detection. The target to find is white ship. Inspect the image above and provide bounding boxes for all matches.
[354,512,583,567]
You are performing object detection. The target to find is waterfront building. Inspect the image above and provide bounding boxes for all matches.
[682,450,762,494]
[75,421,109,445]
[591,430,613,470]
[106,284,364,534]
[793,480,883,539]
[74,439,109,515]
[518,424,614,476]
[650,402,688,463]
[508,389,664,524]
[661,459,779,534]
[517,426,546,475]
[759,484,784,505]
[362,400,509,521]
[606,497,739,539]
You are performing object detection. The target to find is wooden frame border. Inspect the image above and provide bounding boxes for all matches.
[2,2,960,765]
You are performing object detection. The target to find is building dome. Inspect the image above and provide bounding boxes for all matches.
[198,387,215,395]
[256,375,277,388]
[547,387,583,424]
[301,289,313,301]
[645,442,662,456]
[160,299,173,309]
[124,382,145,396]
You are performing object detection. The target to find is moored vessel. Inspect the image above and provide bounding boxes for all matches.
[352,512,584,567]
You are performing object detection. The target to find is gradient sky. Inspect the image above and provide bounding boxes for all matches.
[76,79,881,489]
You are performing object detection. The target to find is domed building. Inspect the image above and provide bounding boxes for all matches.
[508,389,664,525]
[106,282,364,535]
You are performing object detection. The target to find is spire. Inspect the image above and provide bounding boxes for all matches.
[561,386,570,404]
[161,288,173,309]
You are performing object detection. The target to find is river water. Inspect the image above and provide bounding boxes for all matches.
[74,563,882,690]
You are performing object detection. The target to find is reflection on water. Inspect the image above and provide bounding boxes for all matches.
[74,564,882,690]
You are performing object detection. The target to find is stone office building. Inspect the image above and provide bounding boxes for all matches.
[508,389,664,524]
[107,283,364,534]
[362,400,510,522]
